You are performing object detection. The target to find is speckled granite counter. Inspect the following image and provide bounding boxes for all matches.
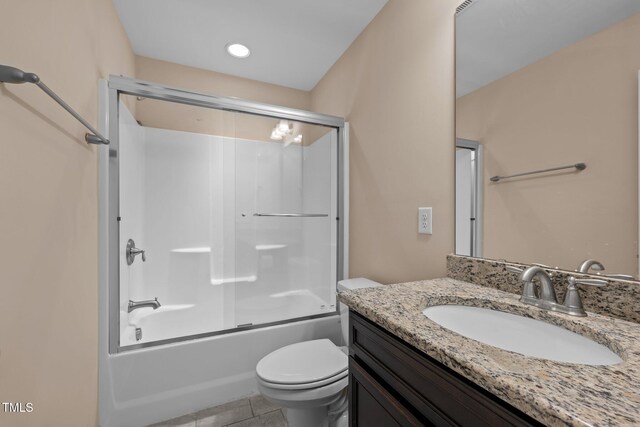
[338,278,640,426]
[447,254,640,324]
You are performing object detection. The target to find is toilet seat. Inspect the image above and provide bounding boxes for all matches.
[258,368,348,390]
[256,339,348,389]
[257,373,349,407]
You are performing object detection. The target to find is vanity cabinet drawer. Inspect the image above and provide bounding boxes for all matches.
[349,311,541,427]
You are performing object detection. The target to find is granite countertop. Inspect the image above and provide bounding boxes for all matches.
[338,278,640,426]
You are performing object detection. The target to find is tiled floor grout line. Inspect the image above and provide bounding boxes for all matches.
[149,395,287,426]
[223,408,284,427]
[247,398,256,418]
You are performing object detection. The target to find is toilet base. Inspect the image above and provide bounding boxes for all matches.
[283,389,348,427]
[335,411,348,427]
[286,406,329,427]
[285,409,348,427]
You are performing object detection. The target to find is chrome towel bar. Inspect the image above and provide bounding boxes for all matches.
[0,64,109,145]
[490,162,586,183]
[253,213,329,217]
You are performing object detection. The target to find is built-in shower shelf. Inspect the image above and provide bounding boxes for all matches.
[171,247,211,254]
[255,244,287,251]
[171,246,287,253]
[210,276,257,285]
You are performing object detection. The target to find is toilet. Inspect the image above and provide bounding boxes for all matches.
[255,278,381,427]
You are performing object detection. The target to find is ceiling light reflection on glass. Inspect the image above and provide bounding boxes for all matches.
[270,120,303,146]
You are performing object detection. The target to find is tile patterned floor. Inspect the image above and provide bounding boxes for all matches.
[148,395,287,427]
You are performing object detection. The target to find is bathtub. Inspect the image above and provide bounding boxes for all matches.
[121,290,335,347]
[101,313,340,426]
[120,304,196,345]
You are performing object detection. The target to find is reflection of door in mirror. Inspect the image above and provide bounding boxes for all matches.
[456,139,483,257]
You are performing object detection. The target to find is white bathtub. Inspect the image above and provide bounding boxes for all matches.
[101,314,340,426]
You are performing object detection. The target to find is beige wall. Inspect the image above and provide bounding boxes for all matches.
[457,14,640,274]
[134,56,324,143]
[137,56,312,110]
[311,0,458,284]
[0,0,135,426]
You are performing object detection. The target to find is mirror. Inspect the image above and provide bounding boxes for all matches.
[455,0,640,279]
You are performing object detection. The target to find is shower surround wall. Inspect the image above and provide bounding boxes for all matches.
[118,104,336,345]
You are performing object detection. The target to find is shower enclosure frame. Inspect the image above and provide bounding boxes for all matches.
[105,76,347,354]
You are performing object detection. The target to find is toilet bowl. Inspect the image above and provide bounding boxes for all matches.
[255,278,381,427]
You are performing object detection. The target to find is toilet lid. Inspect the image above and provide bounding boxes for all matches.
[256,339,348,385]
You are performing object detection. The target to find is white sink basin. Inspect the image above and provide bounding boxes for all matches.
[423,305,622,366]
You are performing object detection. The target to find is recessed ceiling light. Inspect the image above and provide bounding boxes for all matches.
[226,43,251,59]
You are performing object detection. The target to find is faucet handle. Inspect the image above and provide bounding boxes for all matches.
[505,265,524,274]
[600,273,636,281]
[126,239,146,265]
[563,276,606,316]
[568,276,607,287]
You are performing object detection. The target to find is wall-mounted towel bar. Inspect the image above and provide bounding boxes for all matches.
[490,163,586,183]
[0,64,109,145]
[253,213,329,217]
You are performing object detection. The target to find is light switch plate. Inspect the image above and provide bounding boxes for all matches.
[419,207,432,234]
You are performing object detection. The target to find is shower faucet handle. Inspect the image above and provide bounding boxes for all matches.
[133,249,146,262]
[126,239,146,265]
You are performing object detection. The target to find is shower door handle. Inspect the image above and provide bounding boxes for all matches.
[126,239,146,265]
[253,213,329,217]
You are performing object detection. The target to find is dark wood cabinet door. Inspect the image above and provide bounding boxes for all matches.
[350,358,423,427]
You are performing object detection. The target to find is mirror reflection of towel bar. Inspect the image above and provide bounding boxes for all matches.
[253,213,329,217]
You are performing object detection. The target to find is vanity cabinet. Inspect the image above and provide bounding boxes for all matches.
[348,311,542,427]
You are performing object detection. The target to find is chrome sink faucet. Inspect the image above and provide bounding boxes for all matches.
[576,258,636,280]
[128,298,161,313]
[577,259,605,274]
[520,266,557,303]
[506,265,606,317]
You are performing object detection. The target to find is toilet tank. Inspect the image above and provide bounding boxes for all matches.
[337,278,382,345]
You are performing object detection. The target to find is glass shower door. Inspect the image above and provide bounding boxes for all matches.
[233,114,338,327]
[116,91,340,350]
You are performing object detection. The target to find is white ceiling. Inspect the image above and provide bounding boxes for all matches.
[113,0,388,91]
[456,0,640,98]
